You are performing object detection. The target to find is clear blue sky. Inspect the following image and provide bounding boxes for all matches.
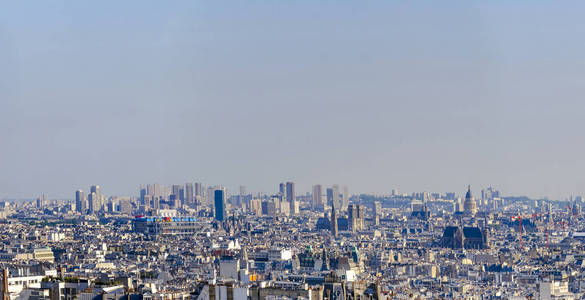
[1,1,585,199]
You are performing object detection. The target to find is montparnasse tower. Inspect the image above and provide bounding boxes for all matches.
[463,185,477,216]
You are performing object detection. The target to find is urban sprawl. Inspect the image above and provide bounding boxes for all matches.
[0,182,582,300]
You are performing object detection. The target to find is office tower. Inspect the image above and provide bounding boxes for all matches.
[171,185,180,197]
[194,182,202,197]
[90,185,102,211]
[312,185,323,210]
[90,185,100,195]
[240,186,246,196]
[214,188,226,221]
[152,183,162,198]
[463,185,477,216]
[75,190,86,214]
[279,183,286,203]
[170,185,182,208]
[88,192,98,214]
[185,183,194,206]
[152,196,160,210]
[171,184,181,198]
[168,194,178,209]
[180,188,186,207]
[286,182,297,215]
[140,186,149,211]
[142,195,152,212]
[193,182,203,207]
[140,186,147,204]
[90,185,101,205]
[106,198,115,212]
[326,188,334,207]
[342,186,349,210]
[206,186,216,207]
[331,184,340,211]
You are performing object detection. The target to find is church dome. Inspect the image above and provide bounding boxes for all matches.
[463,185,477,216]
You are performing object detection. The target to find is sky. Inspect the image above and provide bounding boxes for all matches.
[1,1,585,200]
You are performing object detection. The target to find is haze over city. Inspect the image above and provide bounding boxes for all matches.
[2,1,585,199]
[4,2,585,300]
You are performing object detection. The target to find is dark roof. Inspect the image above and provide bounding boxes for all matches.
[410,211,430,220]
[442,226,459,238]
[465,185,472,200]
[463,227,483,239]
[486,264,513,272]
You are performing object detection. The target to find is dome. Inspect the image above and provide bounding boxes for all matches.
[463,185,477,216]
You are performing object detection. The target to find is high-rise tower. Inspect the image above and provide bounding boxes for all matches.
[89,185,102,212]
[286,182,297,215]
[214,188,226,221]
[185,183,194,207]
[331,184,340,210]
[75,190,86,214]
[326,188,334,207]
[342,186,349,211]
[312,185,323,210]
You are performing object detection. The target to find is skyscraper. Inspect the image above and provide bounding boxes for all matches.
[90,185,100,195]
[139,186,147,206]
[171,184,183,209]
[185,183,194,207]
[286,182,297,215]
[214,188,226,221]
[75,190,86,214]
[151,183,161,198]
[90,185,102,212]
[194,182,202,197]
[194,182,203,206]
[279,183,286,203]
[331,184,340,211]
[326,188,334,207]
[312,185,323,210]
[88,192,98,214]
[342,185,349,210]
[206,186,216,207]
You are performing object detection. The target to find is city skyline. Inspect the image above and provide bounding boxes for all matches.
[0,180,577,202]
[2,2,585,299]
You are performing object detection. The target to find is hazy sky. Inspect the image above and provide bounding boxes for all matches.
[1,1,585,200]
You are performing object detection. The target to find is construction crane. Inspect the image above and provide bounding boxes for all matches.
[511,215,523,249]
